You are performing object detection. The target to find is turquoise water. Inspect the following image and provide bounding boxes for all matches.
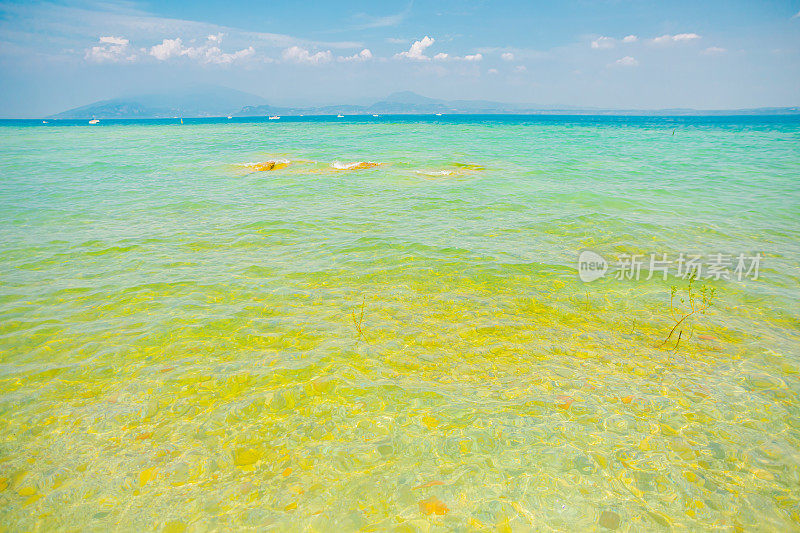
[0,116,799,531]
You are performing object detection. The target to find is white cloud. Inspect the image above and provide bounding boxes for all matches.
[488,68,498,74]
[514,65,527,72]
[6,0,361,66]
[702,46,727,55]
[475,46,546,61]
[85,35,134,62]
[395,35,435,60]
[202,46,255,64]
[282,46,333,64]
[613,56,639,67]
[652,33,701,44]
[430,51,482,62]
[591,36,615,49]
[149,35,255,64]
[339,48,373,62]
[149,38,183,60]
[592,35,638,49]
[100,36,128,46]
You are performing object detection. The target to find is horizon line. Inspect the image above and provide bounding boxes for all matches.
[6,111,800,121]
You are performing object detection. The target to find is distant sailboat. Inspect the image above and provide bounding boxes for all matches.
[337,114,344,118]
[89,119,99,124]
[269,116,280,120]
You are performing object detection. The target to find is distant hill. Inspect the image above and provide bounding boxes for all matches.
[235,92,800,117]
[235,91,539,116]
[51,89,800,118]
[50,86,267,119]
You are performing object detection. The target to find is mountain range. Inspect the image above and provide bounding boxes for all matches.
[50,87,800,118]
[50,86,267,119]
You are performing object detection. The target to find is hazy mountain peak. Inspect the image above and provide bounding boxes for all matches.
[382,91,442,104]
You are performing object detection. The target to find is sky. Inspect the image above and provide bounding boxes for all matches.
[0,0,799,116]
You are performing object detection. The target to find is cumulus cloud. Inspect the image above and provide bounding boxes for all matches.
[282,46,333,64]
[431,51,482,62]
[652,33,701,44]
[591,36,615,49]
[202,45,255,64]
[100,36,128,46]
[395,35,435,60]
[85,35,135,62]
[501,52,514,61]
[150,38,183,60]
[592,35,638,49]
[613,56,639,67]
[149,35,255,64]
[702,46,727,55]
[339,48,373,62]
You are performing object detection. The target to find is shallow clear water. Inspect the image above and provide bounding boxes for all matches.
[0,115,799,531]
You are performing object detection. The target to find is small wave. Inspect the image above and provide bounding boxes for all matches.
[415,170,456,177]
[331,161,381,170]
[452,162,485,171]
[248,159,291,171]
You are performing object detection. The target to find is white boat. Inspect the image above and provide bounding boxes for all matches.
[337,114,344,118]
[269,116,280,120]
[435,113,442,116]
[372,114,379,117]
[89,119,99,124]
[42,120,48,124]
[227,115,232,119]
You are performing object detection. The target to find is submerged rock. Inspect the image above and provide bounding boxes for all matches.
[251,159,290,171]
[331,161,381,170]
[418,496,449,515]
[599,510,621,530]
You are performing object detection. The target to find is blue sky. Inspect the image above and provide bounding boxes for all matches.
[0,0,799,116]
